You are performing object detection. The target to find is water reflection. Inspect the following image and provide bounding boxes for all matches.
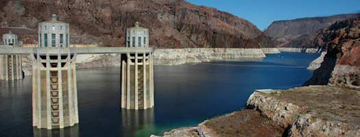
[121,108,155,136]
[0,80,26,97]
[30,108,155,137]
[33,125,79,137]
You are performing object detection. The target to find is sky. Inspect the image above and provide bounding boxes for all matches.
[187,0,360,30]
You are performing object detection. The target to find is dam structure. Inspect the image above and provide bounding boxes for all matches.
[0,14,155,129]
[121,22,154,110]
[0,31,23,81]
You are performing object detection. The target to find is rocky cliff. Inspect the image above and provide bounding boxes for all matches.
[264,13,360,46]
[0,0,273,48]
[304,18,360,88]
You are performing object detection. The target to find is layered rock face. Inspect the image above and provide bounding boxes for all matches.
[265,13,360,46]
[305,18,360,88]
[0,0,273,48]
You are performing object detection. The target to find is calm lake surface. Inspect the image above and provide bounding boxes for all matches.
[0,52,319,137]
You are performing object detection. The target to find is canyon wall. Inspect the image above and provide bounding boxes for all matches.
[265,13,360,47]
[304,18,360,88]
[0,0,274,48]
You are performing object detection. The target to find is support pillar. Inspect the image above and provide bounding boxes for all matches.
[5,55,8,81]
[135,53,138,110]
[0,56,3,80]
[150,52,154,107]
[143,53,147,109]
[121,59,126,108]
[126,53,131,109]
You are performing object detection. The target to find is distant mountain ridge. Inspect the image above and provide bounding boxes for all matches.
[0,0,274,48]
[264,13,360,46]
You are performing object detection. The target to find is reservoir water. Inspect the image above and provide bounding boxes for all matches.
[0,52,319,137]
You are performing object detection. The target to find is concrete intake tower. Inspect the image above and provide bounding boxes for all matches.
[0,31,23,81]
[121,22,154,110]
[32,14,78,129]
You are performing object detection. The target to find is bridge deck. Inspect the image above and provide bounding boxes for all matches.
[0,47,153,55]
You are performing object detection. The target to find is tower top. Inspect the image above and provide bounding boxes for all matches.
[135,22,139,27]
[51,14,57,21]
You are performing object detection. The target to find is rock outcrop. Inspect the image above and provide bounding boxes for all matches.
[307,52,326,70]
[150,127,199,137]
[264,13,360,46]
[304,18,360,88]
[0,0,274,48]
[247,87,360,137]
[156,86,360,137]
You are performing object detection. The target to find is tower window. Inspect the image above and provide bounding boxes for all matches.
[138,37,141,47]
[39,34,42,47]
[52,25,55,31]
[144,37,146,45]
[132,37,135,47]
[66,34,69,47]
[44,34,48,47]
[52,34,56,47]
[60,34,63,45]
[60,26,63,30]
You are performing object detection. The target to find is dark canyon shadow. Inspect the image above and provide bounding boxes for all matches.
[303,48,338,86]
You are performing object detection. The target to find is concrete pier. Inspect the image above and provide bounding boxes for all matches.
[121,52,154,110]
